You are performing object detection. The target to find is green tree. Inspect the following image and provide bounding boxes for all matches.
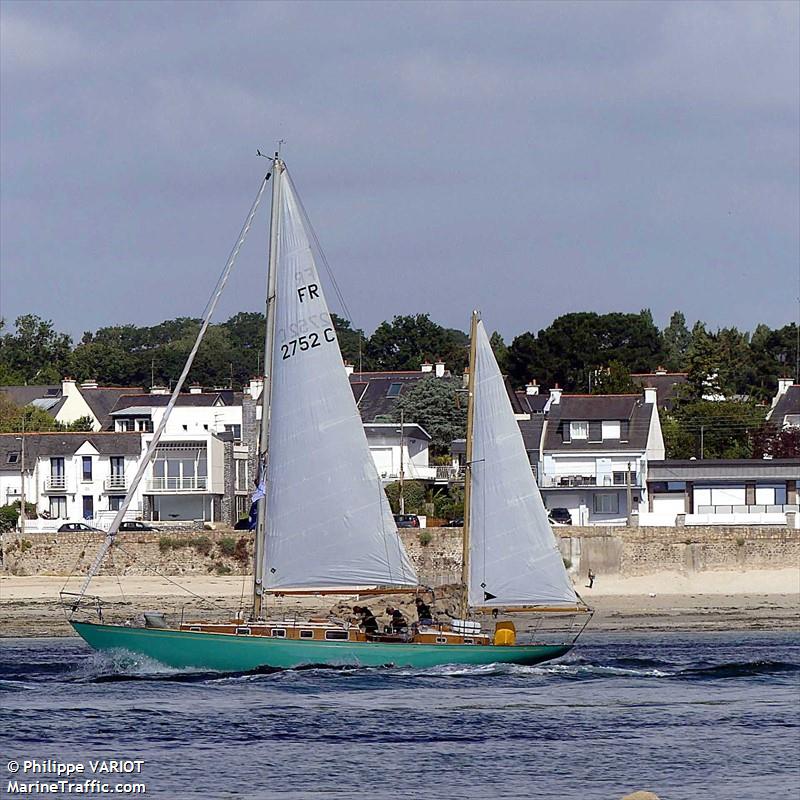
[591,361,637,394]
[331,314,371,370]
[0,315,72,384]
[685,323,722,400]
[367,314,468,372]
[507,310,662,390]
[384,480,426,514]
[391,377,467,455]
[489,331,509,374]
[750,425,800,458]
[0,395,60,432]
[662,311,691,371]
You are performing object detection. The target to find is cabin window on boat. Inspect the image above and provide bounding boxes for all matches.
[436,637,447,644]
[594,493,619,514]
[325,630,348,640]
[236,627,251,635]
[569,421,588,440]
[464,638,474,644]
[299,630,314,639]
[271,629,286,638]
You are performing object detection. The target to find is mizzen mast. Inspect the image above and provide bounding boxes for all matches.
[459,310,480,619]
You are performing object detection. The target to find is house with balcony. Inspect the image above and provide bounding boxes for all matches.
[107,388,246,524]
[643,459,799,527]
[0,432,144,527]
[539,386,665,525]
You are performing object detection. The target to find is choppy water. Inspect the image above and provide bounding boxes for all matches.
[2,631,799,799]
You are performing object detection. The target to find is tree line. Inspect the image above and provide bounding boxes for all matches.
[1,311,797,459]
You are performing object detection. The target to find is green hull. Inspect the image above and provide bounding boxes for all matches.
[72,621,572,672]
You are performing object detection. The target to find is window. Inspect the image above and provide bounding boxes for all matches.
[613,471,627,485]
[271,628,286,638]
[602,421,620,440]
[203,424,208,430]
[325,629,348,640]
[570,421,588,440]
[109,496,125,511]
[82,495,94,519]
[82,456,93,482]
[299,629,314,639]
[235,627,251,636]
[49,496,67,518]
[123,419,135,432]
[6,452,19,464]
[593,493,619,514]
[386,383,402,398]
[225,424,242,440]
[137,419,153,433]
[235,460,249,492]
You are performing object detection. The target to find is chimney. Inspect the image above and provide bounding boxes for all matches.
[462,367,469,389]
[655,366,667,376]
[644,386,657,405]
[249,377,264,400]
[344,361,354,376]
[421,361,433,374]
[549,385,562,405]
[189,384,203,394]
[62,377,76,396]
[435,360,445,378]
[80,379,98,390]
[526,380,539,396]
[150,385,168,395]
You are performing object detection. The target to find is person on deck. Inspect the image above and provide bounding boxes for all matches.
[353,605,379,635]
[386,607,407,634]
[415,597,434,626]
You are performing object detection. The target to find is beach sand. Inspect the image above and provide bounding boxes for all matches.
[1,570,798,637]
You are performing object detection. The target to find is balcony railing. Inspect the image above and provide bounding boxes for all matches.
[146,476,208,493]
[104,476,127,492]
[696,503,799,515]
[540,474,640,488]
[44,476,67,492]
[435,465,464,482]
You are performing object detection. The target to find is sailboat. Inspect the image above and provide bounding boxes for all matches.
[69,157,590,671]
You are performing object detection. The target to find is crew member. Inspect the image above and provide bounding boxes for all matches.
[353,605,379,635]
[386,607,407,634]
[415,597,434,626]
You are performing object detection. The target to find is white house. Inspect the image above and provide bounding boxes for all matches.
[0,432,144,528]
[539,386,665,525]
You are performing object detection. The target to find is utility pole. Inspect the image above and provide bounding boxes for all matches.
[19,414,26,538]
[399,410,405,515]
[700,425,705,460]
[625,460,633,527]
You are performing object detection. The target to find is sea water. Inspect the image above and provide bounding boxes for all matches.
[1,631,798,799]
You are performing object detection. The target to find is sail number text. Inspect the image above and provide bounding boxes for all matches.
[281,328,336,360]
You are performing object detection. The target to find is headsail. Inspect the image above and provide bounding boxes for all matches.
[263,171,417,590]
[468,320,577,607]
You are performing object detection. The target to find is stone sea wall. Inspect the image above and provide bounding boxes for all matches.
[2,526,798,583]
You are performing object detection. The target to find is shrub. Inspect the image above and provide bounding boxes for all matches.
[735,536,745,547]
[212,562,232,576]
[19,539,33,553]
[191,536,213,556]
[418,530,433,547]
[234,537,250,565]
[218,536,237,557]
[158,536,176,553]
[384,480,426,514]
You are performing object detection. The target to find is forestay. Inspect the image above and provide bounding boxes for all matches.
[263,172,417,590]
[468,321,577,607]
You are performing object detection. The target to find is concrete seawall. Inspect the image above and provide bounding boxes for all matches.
[2,526,798,584]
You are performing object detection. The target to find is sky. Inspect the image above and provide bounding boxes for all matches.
[1,0,798,345]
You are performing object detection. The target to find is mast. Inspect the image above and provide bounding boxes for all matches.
[459,310,479,618]
[253,155,284,619]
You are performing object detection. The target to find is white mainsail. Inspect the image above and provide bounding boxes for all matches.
[263,171,417,590]
[468,320,577,607]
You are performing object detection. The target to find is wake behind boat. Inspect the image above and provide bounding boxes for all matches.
[67,155,590,670]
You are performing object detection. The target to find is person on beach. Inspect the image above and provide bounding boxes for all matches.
[587,570,596,589]
[415,597,434,625]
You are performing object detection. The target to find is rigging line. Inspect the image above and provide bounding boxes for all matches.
[69,172,271,610]
[112,541,237,612]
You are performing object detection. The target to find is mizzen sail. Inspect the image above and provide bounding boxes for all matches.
[263,171,417,590]
[468,320,577,607]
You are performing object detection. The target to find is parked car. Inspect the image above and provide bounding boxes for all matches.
[547,507,573,526]
[119,521,157,532]
[442,517,464,527]
[393,514,420,528]
[57,522,102,533]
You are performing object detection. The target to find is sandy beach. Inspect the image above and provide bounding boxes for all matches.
[1,570,798,637]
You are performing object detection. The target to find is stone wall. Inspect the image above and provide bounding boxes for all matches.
[2,526,798,582]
